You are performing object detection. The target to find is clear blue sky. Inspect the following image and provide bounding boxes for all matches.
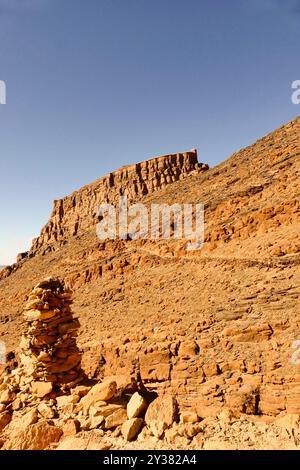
[0,0,299,265]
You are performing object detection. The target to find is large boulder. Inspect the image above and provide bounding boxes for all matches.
[127,392,147,419]
[145,395,178,438]
[79,380,117,412]
[4,420,62,450]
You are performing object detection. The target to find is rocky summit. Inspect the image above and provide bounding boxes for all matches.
[1,117,300,450]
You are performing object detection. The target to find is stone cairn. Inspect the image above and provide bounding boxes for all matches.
[18,277,82,395]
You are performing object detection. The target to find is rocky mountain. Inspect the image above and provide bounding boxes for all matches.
[0,116,300,449]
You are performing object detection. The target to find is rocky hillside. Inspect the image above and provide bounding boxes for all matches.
[1,116,300,449]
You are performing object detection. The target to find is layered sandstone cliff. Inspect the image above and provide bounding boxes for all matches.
[29,150,208,256]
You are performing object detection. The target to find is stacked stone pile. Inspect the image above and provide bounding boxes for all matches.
[18,277,82,391]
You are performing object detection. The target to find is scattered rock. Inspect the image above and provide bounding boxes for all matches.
[145,396,178,438]
[11,398,22,411]
[37,402,55,419]
[105,408,127,429]
[122,418,144,441]
[9,408,38,435]
[73,385,91,398]
[4,420,62,450]
[180,411,199,424]
[0,388,15,404]
[80,380,117,412]
[127,392,147,419]
[57,436,110,450]
[218,409,236,425]
[81,415,104,430]
[31,381,53,398]
[0,411,11,432]
[56,437,88,450]
[86,440,111,450]
[62,419,80,437]
[56,394,79,408]
[178,340,199,357]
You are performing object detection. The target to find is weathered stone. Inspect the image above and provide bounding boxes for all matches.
[9,408,39,435]
[0,388,15,404]
[104,408,127,429]
[127,392,147,419]
[28,150,202,252]
[145,396,178,438]
[0,411,11,432]
[62,419,80,437]
[192,434,204,449]
[121,418,144,441]
[24,309,57,322]
[81,415,104,430]
[178,341,199,357]
[139,351,171,382]
[56,437,88,450]
[182,423,202,438]
[56,394,79,408]
[275,414,300,429]
[4,420,62,450]
[11,398,22,411]
[31,381,53,398]
[89,403,124,418]
[80,380,117,411]
[180,411,199,424]
[164,424,181,443]
[57,437,110,450]
[86,440,111,450]
[3,117,300,450]
[217,409,236,425]
[37,402,55,419]
[203,363,219,377]
[73,385,91,398]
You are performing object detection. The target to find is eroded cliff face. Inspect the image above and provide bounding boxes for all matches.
[1,118,300,437]
[29,150,208,256]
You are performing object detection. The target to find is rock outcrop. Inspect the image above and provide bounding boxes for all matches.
[29,150,208,256]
